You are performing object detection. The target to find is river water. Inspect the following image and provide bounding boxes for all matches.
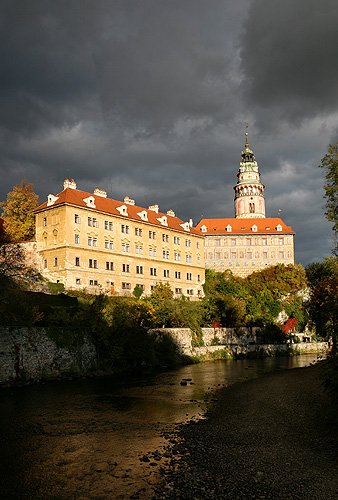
[0,355,318,499]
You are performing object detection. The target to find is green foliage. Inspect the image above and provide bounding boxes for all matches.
[319,141,338,253]
[133,285,144,299]
[306,257,338,345]
[0,276,43,326]
[202,264,307,334]
[0,180,39,242]
[48,282,65,294]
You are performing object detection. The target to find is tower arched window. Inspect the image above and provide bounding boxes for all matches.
[249,203,255,213]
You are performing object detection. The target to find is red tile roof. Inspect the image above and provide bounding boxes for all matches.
[195,217,295,235]
[35,188,202,236]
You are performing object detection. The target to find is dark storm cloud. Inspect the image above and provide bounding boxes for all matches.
[240,0,338,126]
[0,0,336,265]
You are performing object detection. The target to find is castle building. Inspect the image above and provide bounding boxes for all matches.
[195,133,295,277]
[34,180,205,297]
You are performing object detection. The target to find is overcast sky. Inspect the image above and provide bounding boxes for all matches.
[1,0,337,265]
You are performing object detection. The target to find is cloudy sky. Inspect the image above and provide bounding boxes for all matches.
[1,0,337,265]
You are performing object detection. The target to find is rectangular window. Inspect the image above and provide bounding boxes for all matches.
[164,269,170,278]
[174,251,181,261]
[122,282,131,290]
[43,217,47,226]
[231,239,236,246]
[215,239,220,247]
[88,259,97,269]
[122,264,130,273]
[88,236,97,247]
[231,252,236,260]
[174,236,180,245]
[162,249,169,259]
[215,252,221,260]
[187,289,194,296]
[105,221,113,231]
[136,284,144,291]
[89,279,98,286]
[135,228,143,236]
[187,272,192,280]
[44,259,47,269]
[54,257,58,267]
[279,238,284,245]
[175,271,181,279]
[162,234,169,242]
[197,241,200,249]
[150,267,157,276]
[136,265,143,275]
[185,239,191,247]
[88,217,92,227]
[279,251,284,259]
[121,224,129,234]
[75,214,81,224]
[76,278,81,285]
[149,231,156,239]
[75,257,80,267]
[175,288,182,294]
[247,252,252,259]
[246,239,252,246]
[74,234,80,244]
[106,261,114,270]
[105,240,114,249]
[135,244,143,254]
[185,254,192,263]
[122,243,130,253]
[263,251,268,259]
[262,238,267,246]
[197,274,200,282]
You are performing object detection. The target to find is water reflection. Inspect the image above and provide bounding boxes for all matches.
[0,355,318,499]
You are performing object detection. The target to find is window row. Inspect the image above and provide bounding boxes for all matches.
[208,237,286,247]
[208,250,292,260]
[47,257,201,281]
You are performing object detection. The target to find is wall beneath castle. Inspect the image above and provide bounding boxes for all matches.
[0,327,97,386]
[149,328,329,359]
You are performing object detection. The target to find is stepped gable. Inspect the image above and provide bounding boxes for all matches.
[35,187,201,236]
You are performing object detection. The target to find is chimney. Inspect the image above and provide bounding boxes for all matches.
[94,187,107,198]
[189,218,193,227]
[64,178,77,190]
[167,209,175,217]
[124,195,135,205]
[148,204,159,214]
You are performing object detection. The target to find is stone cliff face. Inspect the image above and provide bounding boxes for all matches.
[0,327,97,386]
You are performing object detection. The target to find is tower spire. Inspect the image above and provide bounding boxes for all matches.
[233,131,266,219]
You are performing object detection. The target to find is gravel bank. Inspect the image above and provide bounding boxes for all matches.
[154,362,338,499]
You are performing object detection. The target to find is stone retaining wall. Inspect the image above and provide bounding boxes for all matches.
[0,327,97,386]
[149,328,329,359]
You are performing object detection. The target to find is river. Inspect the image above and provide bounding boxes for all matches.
[0,354,319,499]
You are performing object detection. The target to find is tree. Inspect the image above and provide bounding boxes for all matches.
[0,180,39,242]
[319,142,338,254]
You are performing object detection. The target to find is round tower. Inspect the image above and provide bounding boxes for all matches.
[234,130,265,218]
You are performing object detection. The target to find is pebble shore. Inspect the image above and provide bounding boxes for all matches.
[154,362,338,499]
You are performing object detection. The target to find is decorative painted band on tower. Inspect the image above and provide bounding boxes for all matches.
[234,132,265,219]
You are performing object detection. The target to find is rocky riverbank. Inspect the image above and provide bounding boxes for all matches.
[154,362,338,499]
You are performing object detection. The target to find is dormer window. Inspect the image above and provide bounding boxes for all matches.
[180,222,191,232]
[116,205,128,216]
[137,210,148,221]
[226,224,232,232]
[83,196,96,208]
[47,194,59,206]
[251,224,258,232]
[157,215,168,226]
[276,224,282,231]
[201,225,207,233]
[167,209,175,217]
